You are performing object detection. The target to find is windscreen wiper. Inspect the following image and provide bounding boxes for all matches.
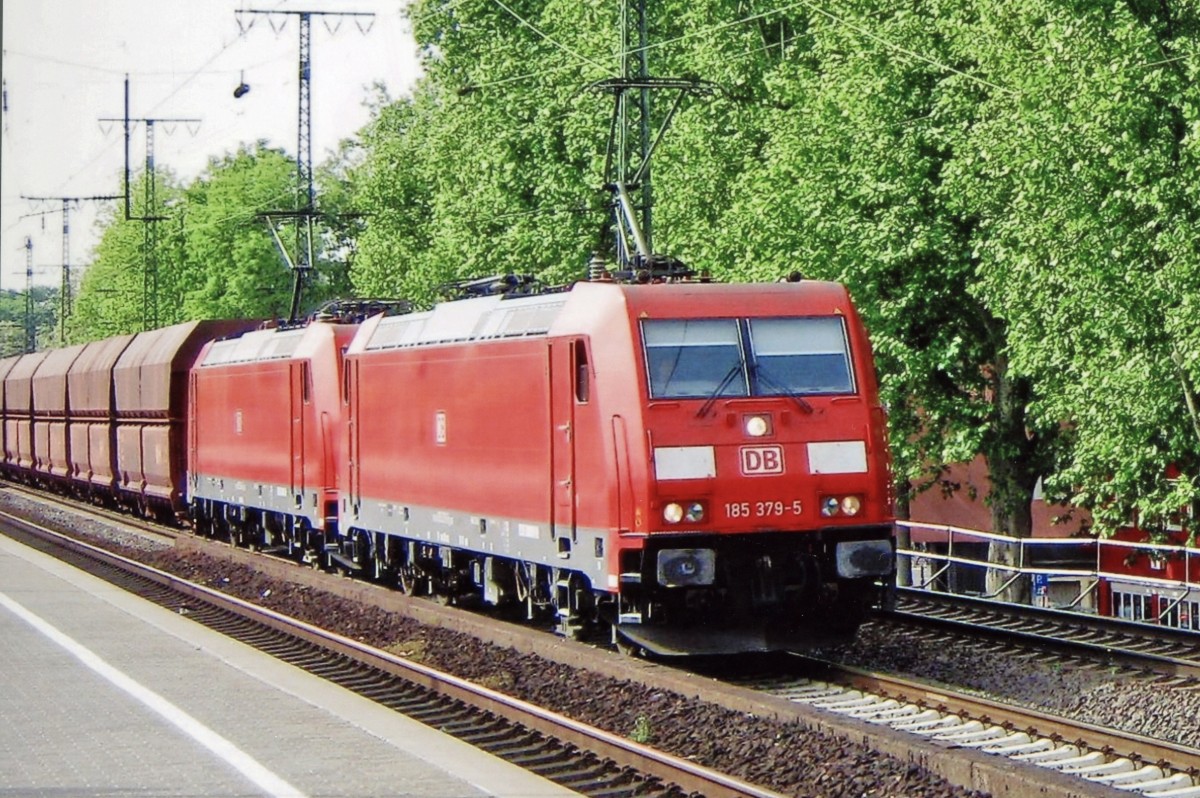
[696,363,744,418]
[752,364,814,415]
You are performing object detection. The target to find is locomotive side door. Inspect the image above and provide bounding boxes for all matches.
[290,361,305,503]
[346,358,361,514]
[549,339,577,551]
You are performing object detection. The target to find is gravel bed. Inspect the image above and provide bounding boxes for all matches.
[92,548,987,798]
[5,493,174,554]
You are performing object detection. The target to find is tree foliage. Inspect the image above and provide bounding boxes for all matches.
[947,0,1200,535]
[72,170,185,339]
[0,288,58,355]
[175,143,298,321]
[72,0,1200,539]
[74,142,353,341]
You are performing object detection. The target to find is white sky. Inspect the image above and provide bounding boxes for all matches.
[1,0,423,292]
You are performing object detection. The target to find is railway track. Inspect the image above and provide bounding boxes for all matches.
[0,483,182,545]
[9,482,1200,798]
[0,509,786,798]
[31,481,1198,682]
[722,660,1200,798]
[886,588,1200,681]
[35,483,1199,672]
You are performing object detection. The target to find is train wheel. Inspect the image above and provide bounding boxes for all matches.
[372,554,391,583]
[398,567,417,595]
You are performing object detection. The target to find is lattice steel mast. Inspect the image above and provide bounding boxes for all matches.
[237,8,374,323]
[100,76,200,330]
[23,237,34,352]
[20,193,121,342]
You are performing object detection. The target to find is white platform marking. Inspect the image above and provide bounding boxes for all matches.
[0,589,308,798]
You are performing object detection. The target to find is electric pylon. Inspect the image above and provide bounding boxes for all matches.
[21,193,122,342]
[236,8,375,323]
[100,76,201,330]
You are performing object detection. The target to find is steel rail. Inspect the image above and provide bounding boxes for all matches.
[888,588,1200,680]
[0,483,180,544]
[824,662,1200,777]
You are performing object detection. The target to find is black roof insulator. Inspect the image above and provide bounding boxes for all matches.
[606,254,695,284]
[303,298,413,326]
[439,273,551,299]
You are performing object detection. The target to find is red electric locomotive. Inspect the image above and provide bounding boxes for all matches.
[0,279,892,655]
[187,320,358,557]
[335,279,895,654]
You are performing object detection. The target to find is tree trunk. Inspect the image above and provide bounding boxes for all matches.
[894,482,912,588]
[986,480,1034,603]
[983,353,1041,604]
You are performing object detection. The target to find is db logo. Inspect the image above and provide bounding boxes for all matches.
[740,445,784,476]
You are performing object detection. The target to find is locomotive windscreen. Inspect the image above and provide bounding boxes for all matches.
[643,319,748,399]
[641,317,854,399]
[747,317,855,395]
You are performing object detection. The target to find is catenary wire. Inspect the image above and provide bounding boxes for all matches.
[489,0,608,71]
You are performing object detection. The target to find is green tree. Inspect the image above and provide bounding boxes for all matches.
[600,1,1055,599]
[350,0,613,305]
[177,142,301,321]
[337,0,1200,556]
[74,143,349,338]
[351,0,1052,569]
[72,172,183,340]
[945,0,1200,536]
[0,288,58,355]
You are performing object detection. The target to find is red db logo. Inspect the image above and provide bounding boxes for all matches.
[740,445,784,476]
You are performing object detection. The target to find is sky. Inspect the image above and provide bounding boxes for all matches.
[1,0,424,292]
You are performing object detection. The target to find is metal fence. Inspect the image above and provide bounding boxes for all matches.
[896,520,1200,629]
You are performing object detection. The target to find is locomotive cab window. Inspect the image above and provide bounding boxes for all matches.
[641,317,855,399]
[643,319,748,399]
[748,317,854,395]
[573,339,590,403]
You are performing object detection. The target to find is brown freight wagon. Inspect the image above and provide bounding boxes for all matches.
[0,354,22,476]
[31,343,87,484]
[5,351,52,477]
[67,334,137,497]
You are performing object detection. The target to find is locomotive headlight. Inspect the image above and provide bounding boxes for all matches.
[821,496,841,517]
[841,496,862,516]
[657,548,716,587]
[685,502,705,523]
[836,540,893,578]
[663,502,685,523]
[744,414,771,437]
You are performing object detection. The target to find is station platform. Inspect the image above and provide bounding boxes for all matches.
[0,532,579,798]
